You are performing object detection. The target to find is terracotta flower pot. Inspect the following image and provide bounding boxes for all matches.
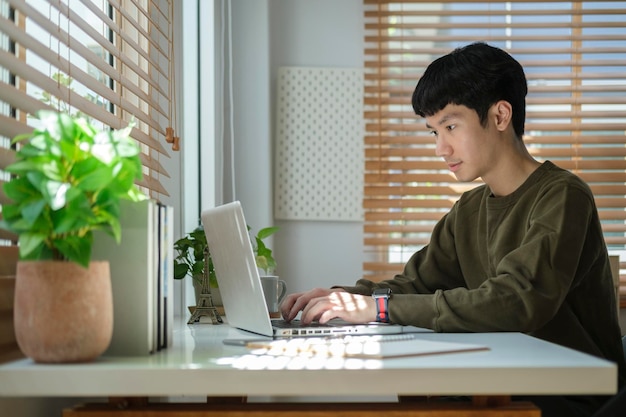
[14,260,113,363]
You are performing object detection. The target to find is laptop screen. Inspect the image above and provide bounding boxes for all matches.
[201,201,275,336]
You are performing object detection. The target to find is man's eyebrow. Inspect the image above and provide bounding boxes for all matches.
[425,112,462,129]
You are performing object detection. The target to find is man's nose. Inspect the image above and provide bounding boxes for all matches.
[435,136,451,157]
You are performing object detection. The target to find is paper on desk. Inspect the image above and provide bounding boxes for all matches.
[246,334,489,359]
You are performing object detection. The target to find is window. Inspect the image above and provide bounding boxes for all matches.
[0,0,175,233]
[363,1,626,303]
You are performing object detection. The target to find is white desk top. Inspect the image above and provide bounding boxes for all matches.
[0,318,618,398]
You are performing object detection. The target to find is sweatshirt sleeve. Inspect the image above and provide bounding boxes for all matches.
[340,178,603,333]
[339,201,467,329]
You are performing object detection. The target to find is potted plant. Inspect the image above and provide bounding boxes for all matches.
[173,225,216,286]
[173,225,218,308]
[0,110,145,363]
[174,224,279,308]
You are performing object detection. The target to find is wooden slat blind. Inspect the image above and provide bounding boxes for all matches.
[0,0,174,213]
[363,0,626,303]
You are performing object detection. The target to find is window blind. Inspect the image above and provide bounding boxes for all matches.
[363,0,626,304]
[0,0,174,235]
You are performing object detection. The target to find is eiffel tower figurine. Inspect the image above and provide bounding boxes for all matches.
[187,247,223,324]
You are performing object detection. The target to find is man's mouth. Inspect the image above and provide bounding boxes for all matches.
[447,161,462,172]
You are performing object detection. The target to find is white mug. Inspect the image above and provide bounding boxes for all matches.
[260,275,287,316]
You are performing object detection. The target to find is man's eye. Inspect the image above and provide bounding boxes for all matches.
[447,125,456,131]
[429,130,438,137]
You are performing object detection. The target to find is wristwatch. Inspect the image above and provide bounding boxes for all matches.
[372,288,392,323]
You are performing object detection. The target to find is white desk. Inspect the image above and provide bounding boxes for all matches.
[0,318,618,416]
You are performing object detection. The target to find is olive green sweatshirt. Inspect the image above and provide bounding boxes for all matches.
[342,161,626,386]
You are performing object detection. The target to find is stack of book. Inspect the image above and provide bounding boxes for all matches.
[92,199,174,356]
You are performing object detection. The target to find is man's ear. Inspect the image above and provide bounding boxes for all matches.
[492,100,513,132]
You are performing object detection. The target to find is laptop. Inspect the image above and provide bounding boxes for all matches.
[200,201,430,338]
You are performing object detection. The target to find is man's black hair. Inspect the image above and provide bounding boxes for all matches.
[412,42,528,138]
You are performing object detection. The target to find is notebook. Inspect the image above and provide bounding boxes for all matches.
[244,334,488,359]
[200,201,431,338]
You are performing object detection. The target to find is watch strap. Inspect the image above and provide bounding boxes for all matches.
[374,293,390,323]
[375,297,389,323]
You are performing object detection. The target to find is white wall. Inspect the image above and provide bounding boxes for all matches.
[228,0,366,295]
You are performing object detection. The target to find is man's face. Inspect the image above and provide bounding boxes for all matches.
[424,103,498,183]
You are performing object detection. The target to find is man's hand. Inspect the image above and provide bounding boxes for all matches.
[280,288,377,324]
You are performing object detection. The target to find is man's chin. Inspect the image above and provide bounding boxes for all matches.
[453,172,479,184]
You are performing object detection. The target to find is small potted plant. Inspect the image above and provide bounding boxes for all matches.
[173,225,216,286]
[0,110,145,363]
[174,224,279,308]
[173,225,218,309]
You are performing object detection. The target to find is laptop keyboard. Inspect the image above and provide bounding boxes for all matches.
[271,319,331,329]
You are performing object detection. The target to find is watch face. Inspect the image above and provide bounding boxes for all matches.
[373,288,391,297]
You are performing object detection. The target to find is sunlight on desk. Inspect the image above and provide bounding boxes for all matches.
[211,334,489,371]
[241,334,488,359]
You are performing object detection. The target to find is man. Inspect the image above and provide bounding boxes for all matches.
[280,42,625,417]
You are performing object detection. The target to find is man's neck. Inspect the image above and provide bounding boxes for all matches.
[485,152,541,197]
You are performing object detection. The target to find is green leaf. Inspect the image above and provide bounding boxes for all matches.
[57,112,78,141]
[20,199,47,226]
[174,263,190,280]
[26,132,60,157]
[257,226,279,240]
[41,160,63,182]
[256,255,269,272]
[254,229,278,274]
[4,159,38,175]
[61,184,84,206]
[51,201,89,234]
[25,171,50,198]
[174,236,193,251]
[119,158,143,183]
[114,137,141,158]
[190,226,207,241]
[44,181,70,210]
[75,116,97,139]
[191,261,204,276]
[76,166,114,192]
[113,121,134,143]
[10,132,32,146]
[54,233,93,268]
[19,243,49,261]
[2,176,39,202]
[18,232,47,259]
[107,216,122,244]
[92,131,117,164]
